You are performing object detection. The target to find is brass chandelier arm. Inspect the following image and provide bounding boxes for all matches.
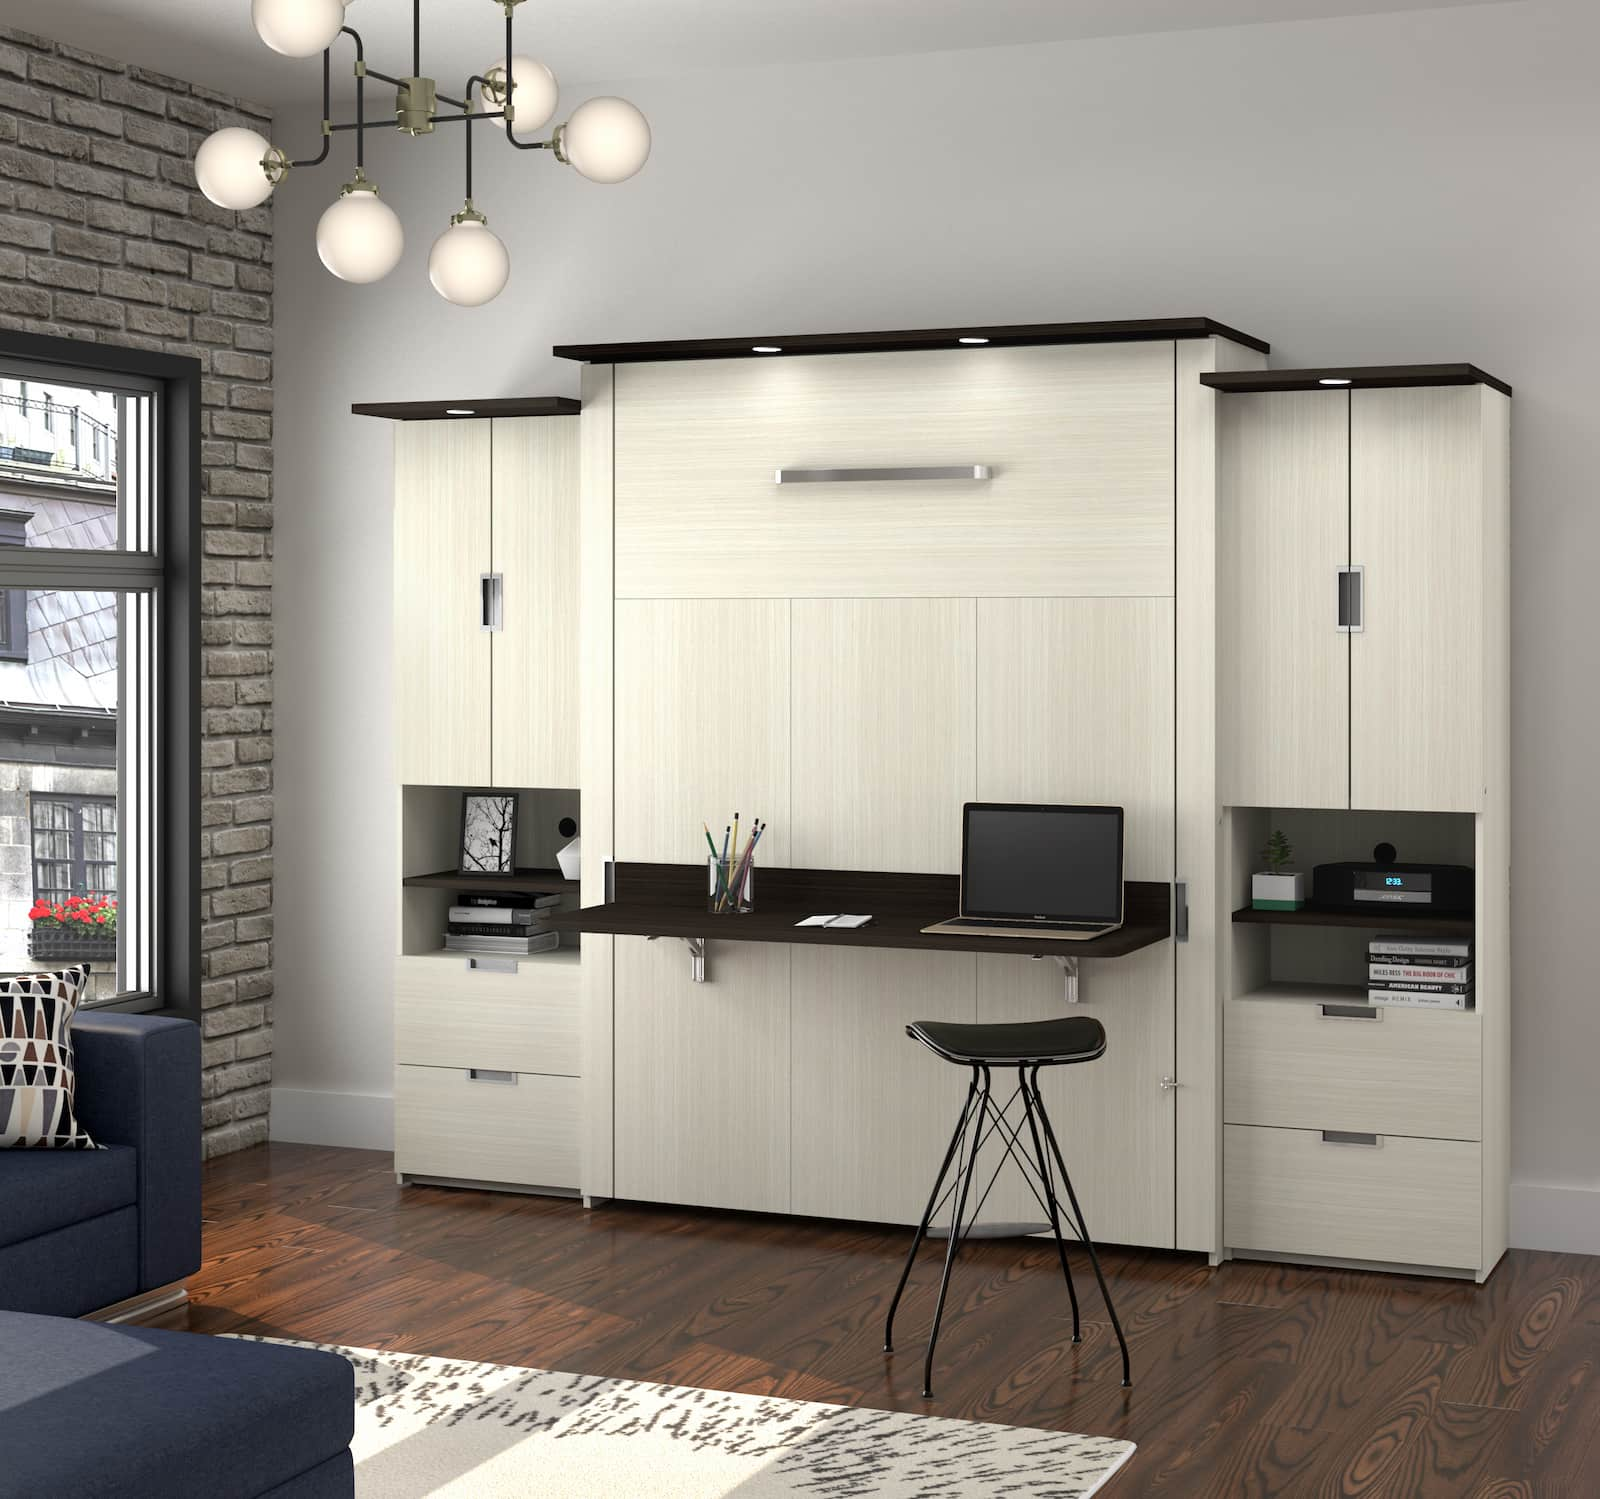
[286,45,332,169]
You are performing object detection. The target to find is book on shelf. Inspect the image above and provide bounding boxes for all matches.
[444,931,561,956]
[1369,933,1472,959]
[1367,978,1474,995]
[1366,987,1474,1011]
[448,896,561,921]
[1369,961,1474,984]
[447,920,556,938]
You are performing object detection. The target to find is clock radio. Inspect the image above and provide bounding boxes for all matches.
[1311,844,1474,913]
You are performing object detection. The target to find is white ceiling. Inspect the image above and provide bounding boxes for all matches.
[10,0,1505,110]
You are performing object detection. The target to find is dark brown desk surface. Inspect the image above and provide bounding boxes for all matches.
[542,863,1171,959]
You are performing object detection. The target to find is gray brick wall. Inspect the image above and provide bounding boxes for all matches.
[0,26,274,1158]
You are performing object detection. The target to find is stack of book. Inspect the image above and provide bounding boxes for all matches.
[445,894,562,956]
[1367,933,1474,1009]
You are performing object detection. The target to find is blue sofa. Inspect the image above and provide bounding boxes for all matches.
[0,1012,201,1318]
[0,1013,357,1498]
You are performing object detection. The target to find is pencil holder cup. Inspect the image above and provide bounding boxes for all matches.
[708,853,755,915]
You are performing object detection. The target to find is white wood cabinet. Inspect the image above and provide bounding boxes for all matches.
[394,420,493,786]
[395,1066,580,1190]
[614,600,791,864]
[492,418,580,789]
[1217,393,1350,809]
[791,598,976,874]
[612,343,1176,600]
[1350,387,1486,813]
[613,935,792,1214]
[392,415,579,788]
[976,597,1174,883]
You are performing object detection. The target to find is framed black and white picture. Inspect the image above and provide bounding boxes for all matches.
[458,791,519,875]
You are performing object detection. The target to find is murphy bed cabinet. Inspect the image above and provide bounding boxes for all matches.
[567,322,1272,1252]
[364,397,584,1197]
[1209,366,1511,1281]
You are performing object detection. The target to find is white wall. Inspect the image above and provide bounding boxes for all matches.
[271,0,1600,1248]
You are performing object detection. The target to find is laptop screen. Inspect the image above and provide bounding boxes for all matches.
[961,803,1124,923]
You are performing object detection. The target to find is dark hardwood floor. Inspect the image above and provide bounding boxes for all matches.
[187,1143,1600,1497]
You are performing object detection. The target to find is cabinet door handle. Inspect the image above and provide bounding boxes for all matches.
[465,955,518,974]
[480,572,504,632]
[1321,1129,1381,1147]
[467,1068,517,1085]
[1337,565,1364,633]
[1321,1003,1381,1021]
[774,464,992,485]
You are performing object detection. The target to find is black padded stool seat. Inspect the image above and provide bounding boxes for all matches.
[908,1016,1106,1066]
[885,1009,1132,1396]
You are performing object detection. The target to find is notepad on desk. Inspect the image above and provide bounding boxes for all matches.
[795,914,875,929]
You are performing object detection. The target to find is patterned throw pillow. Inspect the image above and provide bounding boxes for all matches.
[0,966,98,1149]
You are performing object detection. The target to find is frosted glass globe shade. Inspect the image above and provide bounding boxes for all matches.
[429,219,510,307]
[195,127,275,210]
[252,0,345,57]
[480,56,558,134]
[560,96,651,183]
[316,187,404,284]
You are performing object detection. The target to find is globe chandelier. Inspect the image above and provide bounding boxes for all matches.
[194,1,652,306]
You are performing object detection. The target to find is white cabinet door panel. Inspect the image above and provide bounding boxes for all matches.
[1351,387,1484,813]
[613,343,1175,598]
[1218,392,1349,809]
[492,416,579,788]
[614,600,791,865]
[974,943,1175,1249]
[791,947,975,1225]
[613,936,791,1213]
[791,599,975,874]
[977,597,1173,883]
[393,420,492,785]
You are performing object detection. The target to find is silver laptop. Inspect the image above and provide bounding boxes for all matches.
[922,803,1125,941]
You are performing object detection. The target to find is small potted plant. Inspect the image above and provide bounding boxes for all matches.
[1251,830,1306,911]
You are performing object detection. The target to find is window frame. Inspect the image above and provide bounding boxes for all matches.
[31,791,119,905]
[0,331,200,1021]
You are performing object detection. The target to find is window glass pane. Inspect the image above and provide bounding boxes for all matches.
[0,375,155,552]
[0,587,149,1005]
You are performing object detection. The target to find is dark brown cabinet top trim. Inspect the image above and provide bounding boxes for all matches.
[553,317,1270,364]
[351,397,581,421]
[1200,364,1511,398]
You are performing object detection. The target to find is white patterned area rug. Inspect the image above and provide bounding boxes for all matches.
[238,1341,1135,1498]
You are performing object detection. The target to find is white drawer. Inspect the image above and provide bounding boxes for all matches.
[395,1065,580,1189]
[1225,1124,1480,1270]
[395,950,580,1075]
[1225,987,1479,1139]
[613,343,1175,599]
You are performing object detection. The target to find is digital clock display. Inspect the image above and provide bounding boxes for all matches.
[1352,869,1433,903]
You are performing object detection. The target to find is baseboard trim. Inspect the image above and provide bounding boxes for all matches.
[86,1282,189,1325]
[270,1086,394,1151]
[1511,1181,1600,1255]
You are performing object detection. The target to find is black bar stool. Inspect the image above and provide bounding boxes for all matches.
[883,1015,1132,1395]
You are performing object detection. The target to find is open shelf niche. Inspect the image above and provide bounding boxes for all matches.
[1224,807,1476,1007]
[399,784,582,962]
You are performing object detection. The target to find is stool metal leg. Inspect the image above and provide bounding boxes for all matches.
[1029,1067,1132,1387]
[884,1068,979,1355]
[923,1065,991,1398]
[1020,1064,1082,1344]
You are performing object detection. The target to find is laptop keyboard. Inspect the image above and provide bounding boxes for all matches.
[941,917,1109,932]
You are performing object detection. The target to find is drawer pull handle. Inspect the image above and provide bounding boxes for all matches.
[774,464,993,485]
[1322,1004,1381,1021]
[467,1069,517,1085]
[1321,1129,1381,1147]
[1337,564,1365,633]
[480,572,504,632]
[466,956,518,974]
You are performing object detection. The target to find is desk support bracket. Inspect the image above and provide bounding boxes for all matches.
[1045,954,1081,1004]
[648,933,707,982]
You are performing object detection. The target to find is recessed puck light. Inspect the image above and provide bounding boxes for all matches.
[958,336,990,345]
[445,407,476,414]
[752,345,782,354]
[1317,378,1352,386]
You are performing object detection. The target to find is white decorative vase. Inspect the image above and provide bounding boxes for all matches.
[1251,870,1306,911]
[555,837,581,881]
